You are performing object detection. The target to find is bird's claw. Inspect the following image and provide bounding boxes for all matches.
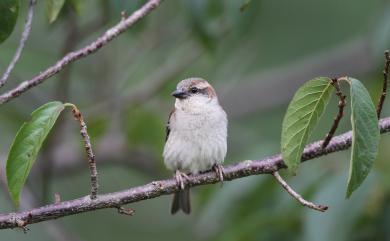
[175,170,190,190]
[213,164,225,187]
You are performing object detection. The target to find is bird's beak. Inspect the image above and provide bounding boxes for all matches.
[171,90,188,99]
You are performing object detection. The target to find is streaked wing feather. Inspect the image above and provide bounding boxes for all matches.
[165,109,175,142]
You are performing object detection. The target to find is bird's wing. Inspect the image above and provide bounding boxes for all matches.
[165,108,175,142]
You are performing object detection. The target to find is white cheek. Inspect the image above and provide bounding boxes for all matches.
[175,96,214,113]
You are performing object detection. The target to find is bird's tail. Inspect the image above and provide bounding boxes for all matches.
[171,188,191,214]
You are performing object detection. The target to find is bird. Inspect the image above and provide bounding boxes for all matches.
[163,77,228,214]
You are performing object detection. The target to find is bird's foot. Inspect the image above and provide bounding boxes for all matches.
[175,170,190,190]
[213,164,225,187]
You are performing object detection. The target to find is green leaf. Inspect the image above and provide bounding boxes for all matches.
[281,77,334,174]
[45,0,65,23]
[6,101,65,206]
[345,78,380,198]
[0,0,20,44]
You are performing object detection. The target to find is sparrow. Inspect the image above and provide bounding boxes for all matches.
[163,77,228,214]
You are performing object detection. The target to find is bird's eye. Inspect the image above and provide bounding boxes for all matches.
[190,87,199,94]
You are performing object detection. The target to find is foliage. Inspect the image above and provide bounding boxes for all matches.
[282,77,380,197]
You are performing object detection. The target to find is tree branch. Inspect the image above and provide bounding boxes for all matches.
[69,104,99,199]
[0,0,36,88]
[377,50,389,118]
[0,117,389,230]
[272,171,328,212]
[0,0,164,105]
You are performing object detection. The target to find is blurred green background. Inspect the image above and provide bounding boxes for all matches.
[1,0,390,240]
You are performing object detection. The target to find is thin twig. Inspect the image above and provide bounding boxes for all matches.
[272,171,328,212]
[69,105,99,199]
[377,50,389,118]
[0,0,164,105]
[0,0,36,88]
[322,78,347,148]
[0,117,388,230]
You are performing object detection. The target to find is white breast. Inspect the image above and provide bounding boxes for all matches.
[163,101,227,174]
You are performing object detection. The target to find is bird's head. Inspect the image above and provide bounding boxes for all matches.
[172,78,219,112]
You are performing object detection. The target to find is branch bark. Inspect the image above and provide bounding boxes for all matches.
[0,0,164,105]
[0,117,389,230]
[69,105,99,199]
